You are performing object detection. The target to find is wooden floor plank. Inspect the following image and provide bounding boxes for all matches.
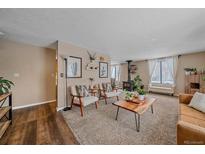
[37,118,52,145]
[0,121,11,138]
[23,120,37,145]
[0,102,78,145]
[47,114,64,145]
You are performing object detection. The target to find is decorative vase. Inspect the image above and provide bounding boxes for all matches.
[138,95,145,101]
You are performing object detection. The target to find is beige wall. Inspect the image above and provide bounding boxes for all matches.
[0,39,56,108]
[120,51,205,94]
[176,52,205,94]
[57,41,111,109]
[120,64,128,82]
[120,61,149,90]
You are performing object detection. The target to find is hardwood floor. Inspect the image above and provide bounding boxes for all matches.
[0,102,78,145]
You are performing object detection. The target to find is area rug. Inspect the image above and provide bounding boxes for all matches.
[61,94,178,144]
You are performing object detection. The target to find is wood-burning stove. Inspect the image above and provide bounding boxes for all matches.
[123,60,133,91]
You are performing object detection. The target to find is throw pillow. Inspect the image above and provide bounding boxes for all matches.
[76,85,90,97]
[106,83,113,92]
[189,92,205,113]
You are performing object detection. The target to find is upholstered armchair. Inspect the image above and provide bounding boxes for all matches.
[98,83,121,104]
[70,85,99,117]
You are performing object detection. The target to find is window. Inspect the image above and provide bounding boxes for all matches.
[111,65,120,81]
[151,58,174,84]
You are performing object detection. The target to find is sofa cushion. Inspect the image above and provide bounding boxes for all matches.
[180,103,205,128]
[189,92,205,113]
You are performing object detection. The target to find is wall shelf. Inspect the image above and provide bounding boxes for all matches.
[185,74,205,94]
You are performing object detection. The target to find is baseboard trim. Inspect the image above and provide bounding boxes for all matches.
[13,100,56,110]
[57,106,65,111]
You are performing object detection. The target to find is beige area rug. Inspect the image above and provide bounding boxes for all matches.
[61,94,179,145]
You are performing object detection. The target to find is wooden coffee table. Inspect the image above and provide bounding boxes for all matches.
[112,97,157,132]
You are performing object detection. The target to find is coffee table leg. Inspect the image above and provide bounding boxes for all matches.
[135,113,140,132]
[151,104,154,114]
[134,113,138,131]
[115,106,120,120]
[137,114,140,132]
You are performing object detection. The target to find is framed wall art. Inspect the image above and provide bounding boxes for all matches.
[67,56,82,78]
[99,62,108,78]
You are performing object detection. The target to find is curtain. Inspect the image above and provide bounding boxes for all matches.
[111,65,121,82]
[165,56,178,85]
[116,65,121,81]
[111,66,115,79]
[148,59,157,84]
[173,56,178,85]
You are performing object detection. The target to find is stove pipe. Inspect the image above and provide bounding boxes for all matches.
[126,60,132,82]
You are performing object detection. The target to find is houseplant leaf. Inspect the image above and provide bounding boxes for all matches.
[0,77,14,95]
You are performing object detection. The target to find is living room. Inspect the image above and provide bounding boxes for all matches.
[0,3,205,153]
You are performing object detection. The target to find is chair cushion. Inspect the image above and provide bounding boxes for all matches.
[189,92,205,113]
[83,96,98,106]
[76,85,90,97]
[180,103,205,128]
[105,91,121,98]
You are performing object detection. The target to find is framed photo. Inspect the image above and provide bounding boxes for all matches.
[67,56,82,78]
[99,62,108,78]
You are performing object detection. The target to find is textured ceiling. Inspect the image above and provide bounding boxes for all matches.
[1,8,205,62]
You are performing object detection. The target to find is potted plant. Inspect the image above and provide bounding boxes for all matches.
[133,75,143,96]
[202,76,205,84]
[137,87,146,101]
[202,67,205,74]
[111,78,116,89]
[0,77,14,95]
[124,90,134,102]
[193,68,197,75]
[184,68,198,75]
[184,68,192,75]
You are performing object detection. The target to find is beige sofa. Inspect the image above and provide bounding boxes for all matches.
[177,94,205,144]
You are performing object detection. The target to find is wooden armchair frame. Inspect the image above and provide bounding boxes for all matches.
[98,83,119,104]
[70,87,98,117]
